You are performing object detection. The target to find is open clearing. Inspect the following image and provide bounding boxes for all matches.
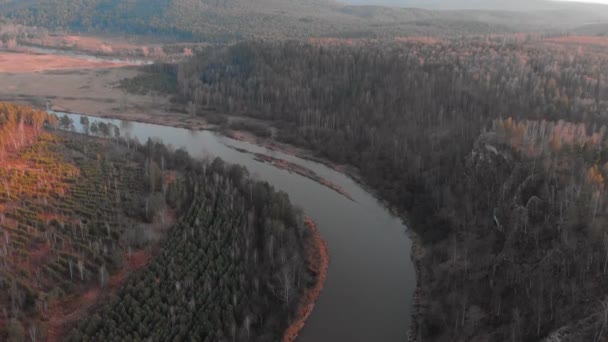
[0,65,157,113]
[0,51,129,72]
[0,55,203,128]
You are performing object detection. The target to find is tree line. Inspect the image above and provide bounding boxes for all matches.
[0,0,542,43]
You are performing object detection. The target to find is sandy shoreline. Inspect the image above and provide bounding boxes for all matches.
[283,217,329,342]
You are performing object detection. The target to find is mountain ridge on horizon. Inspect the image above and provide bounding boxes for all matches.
[0,0,607,42]
[337,0,608,11]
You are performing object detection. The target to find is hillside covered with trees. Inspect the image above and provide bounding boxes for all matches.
[163,37,608,339]
[1,0,608,42]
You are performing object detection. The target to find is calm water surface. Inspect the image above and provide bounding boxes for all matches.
[56,111,416,342]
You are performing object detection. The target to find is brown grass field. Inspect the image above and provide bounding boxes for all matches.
[0,51,129,73]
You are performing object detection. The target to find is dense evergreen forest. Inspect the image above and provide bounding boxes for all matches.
[167,38,608,340]
[63,139,311,341]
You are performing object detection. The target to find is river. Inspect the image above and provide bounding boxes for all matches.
[54,111,416,342]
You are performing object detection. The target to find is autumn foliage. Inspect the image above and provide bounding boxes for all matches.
[282,217,329,342]
[0,103,166,341]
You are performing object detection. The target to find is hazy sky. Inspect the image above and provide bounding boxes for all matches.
[343,0,608,7]
[557,0,608,3]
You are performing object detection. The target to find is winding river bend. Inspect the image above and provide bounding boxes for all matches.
[56,112,416,342]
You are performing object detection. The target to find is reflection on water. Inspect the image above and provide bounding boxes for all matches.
[119,119,134,131]
[53,111,416,342]
[187,128,199,138]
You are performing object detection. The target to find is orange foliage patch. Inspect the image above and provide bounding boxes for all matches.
[310,36,443,46]
[542,36,608,58]
[109,250,151,288]
[0,132,80,200]
[283,217,329,342]
[307,37,369,46]
[587,165,605,188]
[495,117,608,158]
[545,36,608,48]
[164,170,177,185]
[395,36,443,45]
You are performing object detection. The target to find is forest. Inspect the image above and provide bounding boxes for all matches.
[0,103,313,341]
[1,0,606,43]
[64,140,314,342]
[163,37,608,339]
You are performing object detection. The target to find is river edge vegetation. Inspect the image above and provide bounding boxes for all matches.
[0,102,323,341]
[116,36,608,340]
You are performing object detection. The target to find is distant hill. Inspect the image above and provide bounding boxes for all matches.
[1,0,607,41]
[572,22,608,35]
[338,0,606,11]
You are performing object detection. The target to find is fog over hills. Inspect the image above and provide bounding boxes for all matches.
[338,0,608,10]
